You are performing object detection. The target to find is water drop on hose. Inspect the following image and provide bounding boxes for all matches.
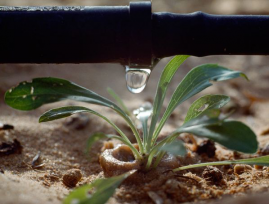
[125,66,151,94]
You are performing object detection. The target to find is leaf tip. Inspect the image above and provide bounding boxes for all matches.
[38,116,47,123]
[240,73,249,81]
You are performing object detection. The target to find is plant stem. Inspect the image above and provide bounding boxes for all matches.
[107,87,132,117]
[152,151,166,169]
[121,113,144,154]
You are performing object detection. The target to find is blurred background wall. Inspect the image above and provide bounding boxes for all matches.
[1,0,269,14]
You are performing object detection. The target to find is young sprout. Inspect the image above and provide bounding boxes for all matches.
[5,55,269,204]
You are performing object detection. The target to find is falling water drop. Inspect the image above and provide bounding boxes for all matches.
[133,102,153,120]
[125,66,151,94]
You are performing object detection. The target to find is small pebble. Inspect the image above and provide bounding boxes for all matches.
[125,194,132,199]
[62,169,82,187]
[234,164,252,175]
[254,165,263,170]
[101,141,114,152]
[233,151,242,159]
[260,127,269,136]
[202,166,223,184]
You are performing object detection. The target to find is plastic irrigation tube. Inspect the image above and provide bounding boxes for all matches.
[0,1,269,67]
[152,12,269,58]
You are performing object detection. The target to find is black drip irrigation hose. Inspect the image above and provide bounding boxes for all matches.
[0,2,269,68]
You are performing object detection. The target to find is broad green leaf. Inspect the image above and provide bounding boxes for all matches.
[174,155,269,171]
[64,171,133,204]
[153,64,247,141]
[184,95,230,123]
[39,106,141,159]
[107,87,131,116]
[5,78,118,111]
[160,139,187,156]
[177,117,258,154]
[205,109,221,118]
[147,55,189,151]
[39,106,128,141]
[5,77,143,152]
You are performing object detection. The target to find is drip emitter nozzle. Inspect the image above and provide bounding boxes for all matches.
[1,1,269,69]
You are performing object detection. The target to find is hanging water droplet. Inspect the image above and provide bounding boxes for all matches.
[125,66,151,94]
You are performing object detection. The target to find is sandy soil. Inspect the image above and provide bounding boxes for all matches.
[1,1,269,204]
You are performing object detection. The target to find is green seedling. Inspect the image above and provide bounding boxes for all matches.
[5,55,269,204]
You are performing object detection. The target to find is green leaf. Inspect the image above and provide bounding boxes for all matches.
[39,106,141,159]
[177,117,258,154]
[107,87,131,116]
[5,78,116,111]
[205,109,221,118]
[64,171,133,204]
[184,95,230,123]
[39,106,128,141]
[147,55,189,151]
[5,77,143,153]
[160,139,187,156]
[153,64,247,141]
[174,155,269,171]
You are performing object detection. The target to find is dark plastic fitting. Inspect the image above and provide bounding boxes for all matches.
[0,2,269,67]
[129,2,152,68]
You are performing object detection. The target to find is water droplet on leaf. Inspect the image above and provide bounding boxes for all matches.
[30,87,34,94]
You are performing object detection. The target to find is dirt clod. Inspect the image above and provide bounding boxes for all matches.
[62,169,82,188]
[259,143,269,155]
[202,166,223,184]
[197,140,216,158]
[234,164,252,175]
[99,144,140,177]
[44,171,61,182]
[0,139,22,156]
[0,123,14,131]
[164,179,191,202]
